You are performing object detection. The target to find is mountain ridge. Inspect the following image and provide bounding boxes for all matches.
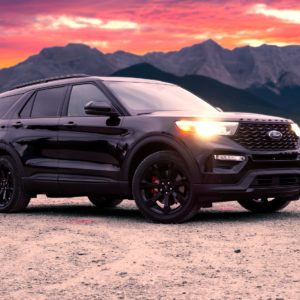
[0,40,299,121]
[1,40,300,91]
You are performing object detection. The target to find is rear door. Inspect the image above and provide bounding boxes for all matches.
[8,86,67,190]
[57,83,127,189]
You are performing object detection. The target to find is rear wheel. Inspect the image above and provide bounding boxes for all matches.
[132,151,199,223]
[238,197,290,213]
[0,156,30,213]
[88,196,123,208]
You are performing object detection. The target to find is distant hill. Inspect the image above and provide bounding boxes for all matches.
[112,63,290,119]
[248,72,300,120]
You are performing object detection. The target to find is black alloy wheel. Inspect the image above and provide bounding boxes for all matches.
[238,197,290,213]
[132,151,199,223]
[0,165,13,208]
[0,156,31,213]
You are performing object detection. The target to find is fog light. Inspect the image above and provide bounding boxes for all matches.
[214,155,246,161]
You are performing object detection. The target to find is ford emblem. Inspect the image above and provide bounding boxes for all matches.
[267,130,283,140]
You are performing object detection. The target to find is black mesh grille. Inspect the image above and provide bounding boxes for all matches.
[231,122,298,151]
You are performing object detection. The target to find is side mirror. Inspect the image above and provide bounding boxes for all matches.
[84,101,119,117]
[216,107,223,112]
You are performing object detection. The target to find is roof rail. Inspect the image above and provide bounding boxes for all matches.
[9,74,90,90]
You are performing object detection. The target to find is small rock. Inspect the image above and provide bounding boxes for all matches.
[119,272,128,277]
[234,249,241,253]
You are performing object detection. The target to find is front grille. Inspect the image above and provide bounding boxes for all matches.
[252,153,298,161]
[251,175,300,187]
[231,122,298,151]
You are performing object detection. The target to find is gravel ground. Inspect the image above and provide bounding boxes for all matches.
[0,196,299,300]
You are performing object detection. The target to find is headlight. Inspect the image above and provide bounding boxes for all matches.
[176,120,239,138]
[291,123,300,137]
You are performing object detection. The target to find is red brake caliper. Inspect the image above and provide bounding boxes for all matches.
[151,176,159,195]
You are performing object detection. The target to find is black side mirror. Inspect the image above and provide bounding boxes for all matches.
[84,101,119,117]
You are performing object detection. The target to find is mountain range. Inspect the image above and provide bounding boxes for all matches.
[0,40,299,121]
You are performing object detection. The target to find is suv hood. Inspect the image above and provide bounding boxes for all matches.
[148,111,293,123]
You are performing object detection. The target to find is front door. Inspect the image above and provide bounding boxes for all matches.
[57,83,127,193]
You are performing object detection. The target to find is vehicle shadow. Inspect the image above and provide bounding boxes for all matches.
[24,203,300,224]
[26,204,145,221]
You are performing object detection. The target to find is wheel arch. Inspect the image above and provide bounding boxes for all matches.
[0,143,25,176]
[122,135,200,184]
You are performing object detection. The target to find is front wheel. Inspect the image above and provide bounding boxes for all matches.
[238,197,290,213]
[132,151,199,223]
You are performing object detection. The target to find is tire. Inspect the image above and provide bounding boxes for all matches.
[238,197,290,213]
[0,156,31,213]
[132,151,199,223]
[88,196,123,208]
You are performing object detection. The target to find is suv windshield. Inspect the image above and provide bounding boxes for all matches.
[104,81,217,115]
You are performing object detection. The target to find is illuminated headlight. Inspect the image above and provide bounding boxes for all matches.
[291,123,300,137]
[176,120,239,138]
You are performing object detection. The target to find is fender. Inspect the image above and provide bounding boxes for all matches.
[0,142,25,177]
[120,134,201,182]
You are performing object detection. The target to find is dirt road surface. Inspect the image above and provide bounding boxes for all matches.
[0,196,299,300]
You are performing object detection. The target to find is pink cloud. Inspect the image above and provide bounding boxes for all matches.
[0,0,299,67]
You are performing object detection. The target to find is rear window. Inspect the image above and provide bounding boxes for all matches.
[0,94,23,118]
[31,87,67,118]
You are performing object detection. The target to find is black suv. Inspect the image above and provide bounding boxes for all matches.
[0,74,299,223]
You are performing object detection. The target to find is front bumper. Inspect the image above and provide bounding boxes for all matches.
[192,143,300,202]
[193,168,300,203]
[179,131,300,203]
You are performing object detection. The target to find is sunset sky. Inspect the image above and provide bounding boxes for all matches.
[0,0,300,68]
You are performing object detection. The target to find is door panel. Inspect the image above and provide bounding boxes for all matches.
[8,117,60,178]
[57,116,127,180]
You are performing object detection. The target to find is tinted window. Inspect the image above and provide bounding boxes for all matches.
[68,84,109,116]
[19,94,35,119]
[0,94,23,118]
[31,87,67,118]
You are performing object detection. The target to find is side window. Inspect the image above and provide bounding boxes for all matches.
[68,84,110,117]
[31,86,67,118]
[0,94,23,118]
[19,94,35,119]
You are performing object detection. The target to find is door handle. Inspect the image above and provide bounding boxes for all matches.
[12,121,23,128]
[63,121,76,128]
